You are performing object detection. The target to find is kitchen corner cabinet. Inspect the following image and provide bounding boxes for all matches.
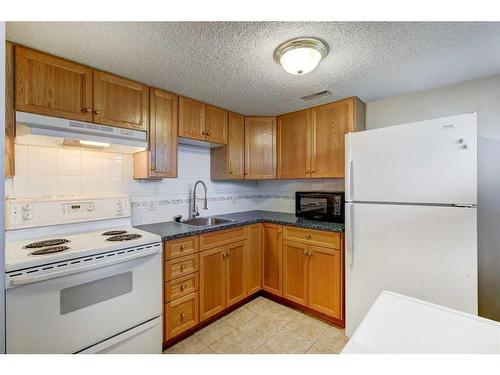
[210,112,245,180]
[93,70,149,131]
[15,45,93,122]
[277,109,312,179]
[5,41,15,177]
[178,97,228,145]
[277,97,365,179]
[244,116,277,179]
[134,88,178,179]
[262,223,282,296]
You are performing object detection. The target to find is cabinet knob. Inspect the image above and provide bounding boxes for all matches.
[83,107,92,113]
[180,312,186,320]
[180,264,186,271]
[308,251,313,256]
[305,170,310,173]
[229,170,233,175]
[94,109,101,115]
[303,250,308,256]
[180,245,186,250]
[306,234,312,239]
[206,131,211,136]
[180,284,186,291]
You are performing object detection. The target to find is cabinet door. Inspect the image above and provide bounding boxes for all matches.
[225,241,247,306]
[15,46,93,121]
[93,70,149,131]
[199,247,226,321]
[178,96,205,140]
[309,245,342,319]
[148,88,178,177]
[262,223,282,296]
[310,98,354,178]
[244,117,276,179]
[246,224,262,295]
[282,241,310,306]
[277,110,311,179]
[205,105,228,144]
[164,292,199,341]
[227,112,245,179]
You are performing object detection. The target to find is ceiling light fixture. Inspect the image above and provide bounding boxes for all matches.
[274,37,329,75]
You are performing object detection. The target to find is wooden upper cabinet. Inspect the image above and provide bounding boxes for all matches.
[205,105,228,144]
[282,240,309,306]
[244,116,276,179]
[210,112,244,180]
[277,109,311,179]
[262,223,282,296]
[15,46,93,121]
[178,96,205,140]
[93,70,149,131]
[5,42,15,177]
[310,97,365,178]
[309,245,342,320]
[134,88,178,179]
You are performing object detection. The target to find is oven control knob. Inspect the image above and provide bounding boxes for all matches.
[23,211,33,220]
[85,203,95,212]
[23,203,33,211]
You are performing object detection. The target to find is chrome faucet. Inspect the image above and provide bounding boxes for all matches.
[191,180,208,219]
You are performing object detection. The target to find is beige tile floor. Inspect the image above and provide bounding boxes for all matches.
[164,297,349,354]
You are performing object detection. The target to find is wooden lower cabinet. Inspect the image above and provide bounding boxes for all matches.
[199,241,248,322]
[262,223,282,296]
[246,224,263,295]
[282,240,309,306]
[199,246,226,321]
[309,245,342,319]
[281,236,343,321]
[226,241,247,306]
[164,292,199,341]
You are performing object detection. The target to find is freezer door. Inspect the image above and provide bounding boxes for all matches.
[345,203,477,337]
[345,113,477,204]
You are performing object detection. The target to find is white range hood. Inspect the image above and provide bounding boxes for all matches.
[15,111,147,154]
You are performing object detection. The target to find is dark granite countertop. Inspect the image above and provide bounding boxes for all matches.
[135,210,344,241]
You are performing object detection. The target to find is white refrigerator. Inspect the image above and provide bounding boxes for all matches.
[345,113,478,337]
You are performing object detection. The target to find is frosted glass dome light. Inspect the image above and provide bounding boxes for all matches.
[274,38,328,75]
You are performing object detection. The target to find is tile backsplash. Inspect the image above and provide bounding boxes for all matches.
[5,143,344,225]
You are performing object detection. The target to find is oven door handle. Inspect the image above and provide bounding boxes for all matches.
[7,247,161,287]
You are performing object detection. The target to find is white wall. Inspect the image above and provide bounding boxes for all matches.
[365,74,500,322]
[5,144,259,226]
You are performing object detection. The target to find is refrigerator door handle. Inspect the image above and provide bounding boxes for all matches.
[346,203,355,266]
[345,133,354,201]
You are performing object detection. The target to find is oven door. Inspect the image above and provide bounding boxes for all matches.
[6,250,162,354]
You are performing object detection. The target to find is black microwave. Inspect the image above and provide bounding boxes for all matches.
[295,191,345,223]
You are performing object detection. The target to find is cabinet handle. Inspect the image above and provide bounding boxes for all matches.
[180,284,186,291]
[180,245,186,250]
[303,250,308,256]
[180,312,186,320]
[94,109,101,115]
[310,170,315,174]
[201,131,207,135]
[180,264,186,271]
[83,107,92,113]
[306,234,312,239]
[308,251,313,256]
[305,170,310,173]
[229,170,233,175]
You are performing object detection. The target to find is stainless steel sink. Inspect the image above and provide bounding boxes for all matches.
[181,217,235,227]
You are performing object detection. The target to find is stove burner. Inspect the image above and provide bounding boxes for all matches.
[106,233,142,242]
[102,230,128,236]
[24,239,70,249]
[30,246,70,256]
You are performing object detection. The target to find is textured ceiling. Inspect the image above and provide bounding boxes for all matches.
[6,22,500,115]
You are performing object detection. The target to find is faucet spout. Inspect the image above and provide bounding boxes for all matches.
[191,180,208,219]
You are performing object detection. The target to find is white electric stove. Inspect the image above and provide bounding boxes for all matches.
[4,195,163,354]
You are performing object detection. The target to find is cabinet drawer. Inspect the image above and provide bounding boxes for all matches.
[164,292,199,341]
[199,226,249,250]
[283,226,341,249]
[164,236,198,260]
[165,272,199,302]
[164,254,199,281]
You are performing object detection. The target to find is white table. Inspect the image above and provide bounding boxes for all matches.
[342,291,500,353]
